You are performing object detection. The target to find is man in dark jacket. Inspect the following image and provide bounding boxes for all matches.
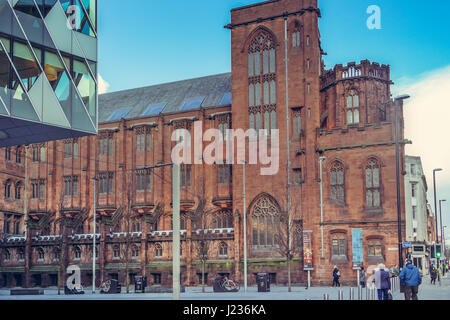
[332,266,341,287]
[430,267,437,285]
[399,259,422,300]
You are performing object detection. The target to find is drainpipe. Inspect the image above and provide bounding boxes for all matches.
[319,156,326,258]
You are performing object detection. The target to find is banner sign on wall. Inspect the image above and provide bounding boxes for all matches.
[303,230,314,271]
[352,228,363,270]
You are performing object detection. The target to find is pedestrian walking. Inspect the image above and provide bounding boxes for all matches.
[430,267,437,285]
[373,264,391,300]
[360,267,366,288]
[390,265,399,277]
[332,266,341,287]
[399,259,422,301]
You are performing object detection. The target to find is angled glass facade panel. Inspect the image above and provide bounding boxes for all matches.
[44,50,72,122]
[0,0,12,35]
[0,38,11,113]
[44,1,72,54]
[0,95,8,116]
[14,7,56,49]
[10,71,40,121]
[0,0,98,147]
[14,0,42,18]
[74,0,95,37]
[81,0,96,31]
[13,41,41,91]
[73,58,96,123]
[41,74,70,127]
[72,88,95,133]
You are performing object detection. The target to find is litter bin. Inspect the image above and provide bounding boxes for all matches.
[135,276,147,293]
[256,273,270,292]
[213,277,226,292]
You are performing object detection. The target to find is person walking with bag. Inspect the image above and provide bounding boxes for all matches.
[373,264,391,300]
[360,267,366,288]
[332,266,341,287]
[399,259,422,300]
[430,267,437,285]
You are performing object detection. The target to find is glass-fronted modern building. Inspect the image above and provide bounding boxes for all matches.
[0,0,97,147]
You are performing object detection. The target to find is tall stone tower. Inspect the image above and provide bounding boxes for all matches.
[227,0,323,285]
[227,0,406,286]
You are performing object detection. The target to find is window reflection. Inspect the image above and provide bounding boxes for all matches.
[44,51,70,102]
[73,59,96,118]
[13,41,40,91]
[0,39,11,89]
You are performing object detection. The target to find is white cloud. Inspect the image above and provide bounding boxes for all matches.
[98,74,110,94]
[393,65,450,187]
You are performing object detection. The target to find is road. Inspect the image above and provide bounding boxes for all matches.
[1,275,449,300]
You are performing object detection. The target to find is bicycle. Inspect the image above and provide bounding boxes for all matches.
[222,278,240,292]
[100,280,111,293]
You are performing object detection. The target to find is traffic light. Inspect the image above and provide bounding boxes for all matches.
[436,244,442,259]
[431,245,436,259]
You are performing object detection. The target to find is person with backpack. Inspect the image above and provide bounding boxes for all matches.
[332,266,341,287]
[399,259,422,300]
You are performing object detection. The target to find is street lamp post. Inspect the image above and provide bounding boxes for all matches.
[439,200,446,245]
[242,160,247,293]
[319,156,326,258]
[394,95,410,269]
[439,200,446,274]
[433,169,443,243]
[444,226,448,256]
[433,168,443,275]
[92,176,98,294]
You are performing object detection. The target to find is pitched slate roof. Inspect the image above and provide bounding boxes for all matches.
[98,73,232,124]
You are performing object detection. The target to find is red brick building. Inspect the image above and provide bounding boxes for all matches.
[0,0,407,288]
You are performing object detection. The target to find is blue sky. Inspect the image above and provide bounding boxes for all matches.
[97,0,450,92]
[97,0,450,238]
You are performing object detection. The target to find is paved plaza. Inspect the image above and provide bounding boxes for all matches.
[1,275,449,301]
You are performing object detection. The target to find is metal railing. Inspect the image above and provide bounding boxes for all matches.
[322,277,400,300]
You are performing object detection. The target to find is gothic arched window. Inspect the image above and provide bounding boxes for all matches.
[346,90,360,125]
[365,159,382,209]
[251,195,280,247]
[219,242,228,257]
[14,182,22,200]
[4,179,12,199]
[155,244,163,258]
[248,30,277,132]
[18,248,25,261]
[330,161,345,204]
[74,246,81,260]
[37,247,45,261]
[113,245,120,259]
[131,246,139,259]
[212,210,233,229]
[3,249,11,262]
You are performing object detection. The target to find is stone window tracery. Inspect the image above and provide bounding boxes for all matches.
[330,161,345,204]
[251,195,280,247]
[346,89,360,125]
[248,30,277,132]
[365,159,382,209]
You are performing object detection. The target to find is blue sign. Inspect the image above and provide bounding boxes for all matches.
[352,229,363,268]
[402,242,412,248]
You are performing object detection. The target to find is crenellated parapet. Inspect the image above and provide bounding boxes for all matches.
[321,60,392,91]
